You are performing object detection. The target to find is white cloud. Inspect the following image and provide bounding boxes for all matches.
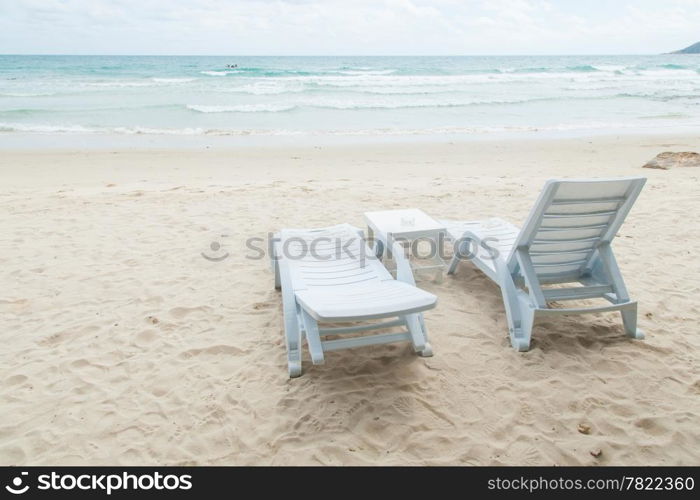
[1,0,699,54]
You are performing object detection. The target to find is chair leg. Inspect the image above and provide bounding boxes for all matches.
[496,271,534,351]
[447,239,468,275]
[284,304,302,378]
[280,256,302,377]
[621,303,644,339]
[447,254,460,275]
[287,340,302,378]
[509,302,534,352]
[301,310,325,365]
[404,313,432,356]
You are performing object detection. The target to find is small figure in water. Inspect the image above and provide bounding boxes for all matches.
[226,64,238,69]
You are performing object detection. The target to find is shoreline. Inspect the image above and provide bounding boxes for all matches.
[2,126,700,151]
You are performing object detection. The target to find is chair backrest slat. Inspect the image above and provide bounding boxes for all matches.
[279,224,391,291]
[508,178,646,284]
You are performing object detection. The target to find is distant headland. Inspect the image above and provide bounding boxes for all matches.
[670,42,700,54]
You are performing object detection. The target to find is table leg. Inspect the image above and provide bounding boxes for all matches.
[367,225,384,260]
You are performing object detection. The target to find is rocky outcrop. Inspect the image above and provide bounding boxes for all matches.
[671,42,700,54]
[643,152,700,170]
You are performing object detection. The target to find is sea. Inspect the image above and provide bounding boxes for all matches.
[1,55,699,144]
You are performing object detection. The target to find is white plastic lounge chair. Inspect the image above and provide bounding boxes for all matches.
[272,223,436,377]
[441,177,646,351]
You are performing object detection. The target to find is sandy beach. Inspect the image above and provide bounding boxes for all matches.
[1,134,699,466]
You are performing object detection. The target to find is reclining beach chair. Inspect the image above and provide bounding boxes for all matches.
[441,177,646,351]
[272,224,436,377]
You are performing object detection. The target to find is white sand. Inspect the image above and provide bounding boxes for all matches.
[1,134,699,465]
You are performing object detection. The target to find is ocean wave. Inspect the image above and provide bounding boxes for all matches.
[0,103,184,114]
[199,68,319,77]
[82,78,201,88]
[185,96,567,113]
[328,123,643,135]
[0,123,102,134]
[0,108,47,115]
[200,70,237,76]
[0,122,310,136]
[507,65,599,74]
[86,81,160,88]
[614,91,698,100]
[591,64,627,72]
[76,70,699,94]
[509,67,549,73]
[185,91,700,114]
[565,65,599,72]
[0,92,56,97]
[337,69,397,75]
[216,83,307,95]
[0,122,211,135]
[187,103,297,113]
[638,113,691,120]
[151,77,198,83]
[271,72,626,88]
[338,66,374,71]
[636,69,699,78]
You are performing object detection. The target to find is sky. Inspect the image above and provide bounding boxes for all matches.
[1,0,699,55]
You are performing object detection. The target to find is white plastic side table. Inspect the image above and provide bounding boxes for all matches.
[364,208,446,282]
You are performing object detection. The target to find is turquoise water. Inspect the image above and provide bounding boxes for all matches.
[1,55,699,138]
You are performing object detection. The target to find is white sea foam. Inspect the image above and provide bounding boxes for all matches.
[4,120,692,137]
[217,83,307,95]
[0,122,210,135]
[0,123,100,134]
[592,65,627,72]
[269,72,621,88]
[86,81,160,88]
[186,96,561,113]
[151,77,198,83]
[337,69,397,75]
[636,69,699,78]
[187,104,297,113]
[0,92,56,97]
[200,70,237,76]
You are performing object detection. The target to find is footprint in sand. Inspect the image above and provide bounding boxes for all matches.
[178,345,243,359]
[0,446,26,465]
[39,331,71,347]
[5,374,28,387]
[70,359,91,369]
[135,329,158,346]
[150,386,169,397]
[515,445,544,466]
[390,396,415,417]
[293,414,325,433]
[517,403,535,424]
[690,380,700,395]
[168,306,211,319]
[0,298,29,313]
[251,302,274,312]
[634,417,668,436]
